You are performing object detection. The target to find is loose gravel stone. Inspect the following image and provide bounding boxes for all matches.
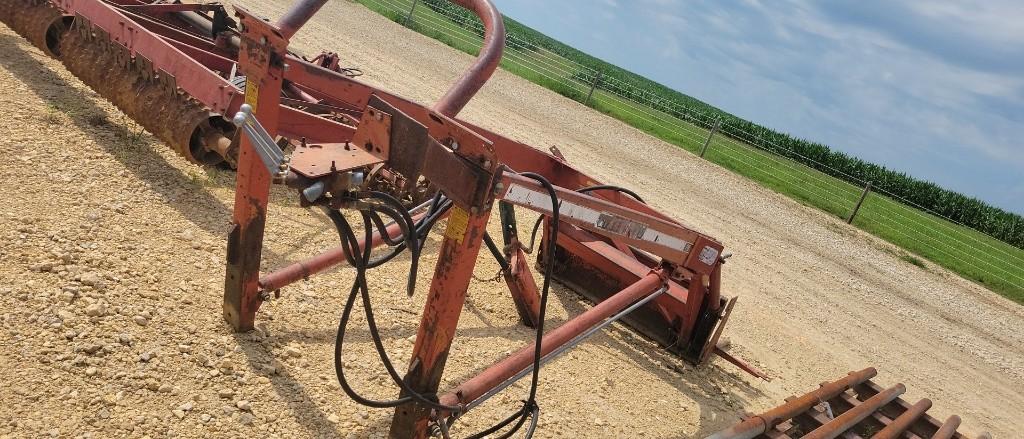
[84,303,105,317]
[283,345,302,358]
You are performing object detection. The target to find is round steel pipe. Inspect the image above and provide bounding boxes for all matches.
[932,416,961,439]
[438,273,664,410]
[276,0,329,39]
[871,398,932,439]
[706,367,878,439]
[432,0,505,117]
[803,383,906,439]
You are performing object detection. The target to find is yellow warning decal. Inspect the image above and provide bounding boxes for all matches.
[244,78,260,113]
[444,206,470,244]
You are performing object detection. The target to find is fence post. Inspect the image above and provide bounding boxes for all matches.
[584,71,602,106]
[847,182,872,224]
[404,0,419,26]
[699,119,721,158]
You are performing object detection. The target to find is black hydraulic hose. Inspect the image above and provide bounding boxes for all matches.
[328,208,410,408]
[577,184,645,203]
[365,199,452,269]
[327,178,560,438]
[367,210,406,247]
[460,171,559,439]
[361,202,419,296]
[326,198,465,413]
[518,173,559,405]
[482,232,511,273]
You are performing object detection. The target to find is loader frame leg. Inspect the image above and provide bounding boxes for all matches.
[223,10,288,332]
[390,207,492,438]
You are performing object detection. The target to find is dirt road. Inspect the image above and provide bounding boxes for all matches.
[1,1,1021,438]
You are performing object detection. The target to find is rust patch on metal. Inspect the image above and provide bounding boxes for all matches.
[289,142,381,178]
[711,369,980,439]
[58,18,232,165]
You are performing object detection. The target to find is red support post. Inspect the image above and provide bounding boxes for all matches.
[503,244,541,327]
[389,207,493,438]
[222,9,288,332]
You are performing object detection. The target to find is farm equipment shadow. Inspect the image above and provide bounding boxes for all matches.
[0,34,236,233]
[252,279,766,438]
[0,34,337,268]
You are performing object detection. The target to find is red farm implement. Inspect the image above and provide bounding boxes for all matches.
[0,1,985,437]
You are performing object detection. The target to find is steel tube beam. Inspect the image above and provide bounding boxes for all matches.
[276,0,329,39]
[464,285,669,412]
[706,367,878,439]
[932,416,961,439]
[432,0,505,116]
[259,209,430,291]
[802,383,906,439]
[437,273,664,409]
[872,398,932,439]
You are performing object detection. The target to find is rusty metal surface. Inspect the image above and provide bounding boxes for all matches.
[390,208,495,438]
[872,398,932,439]
[802,384,906,439]
[289,142,381,178]
[350,101,395,162]
[709,369,981,439]
[499,172,722,271]
[1,2,758,436]
[58,17,227,164]
[54,1,242,114]
[222,7,288,332]
[933,416,963,439]
[503,244,541,327]
[1,0,66,57]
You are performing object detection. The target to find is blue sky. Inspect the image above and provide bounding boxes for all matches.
[492,0,1024,214]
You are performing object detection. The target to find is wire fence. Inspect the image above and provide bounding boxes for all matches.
[359,0,1024,300]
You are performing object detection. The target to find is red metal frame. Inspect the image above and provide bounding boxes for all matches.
[2,1,748,437]
[222,7,288,331]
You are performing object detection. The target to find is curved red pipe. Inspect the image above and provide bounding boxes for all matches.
[432,0,506,117]
[276,0,330,39]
